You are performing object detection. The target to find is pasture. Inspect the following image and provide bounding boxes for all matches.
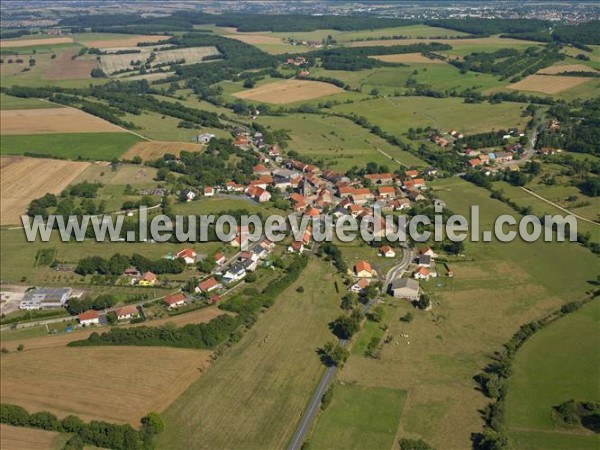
[0,424,65,450]
[0,346,212,424]
[256,114,427,170]
[0,93,60,110]
[336,178,599,448]
[0,156,90,225]
[331,96,527,136]
[507,75,594,94]
[505,300,600,449]
[0,132,141,160]
[122,141,204,161]
[0,107,124,135]
[309,384,407,450]
[538,63,599,75]
[157,259,343,450]
[233,79,344,104]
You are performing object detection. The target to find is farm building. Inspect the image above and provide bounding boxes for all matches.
[19,288,72,310]
[390,278,420,300]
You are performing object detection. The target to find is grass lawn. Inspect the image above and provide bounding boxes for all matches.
[157,258,343,450]
[332,178,598,448]
[0,132,141,160]
[0,93,61,110]
[256,113,426,170]
[331,96,527,136]
[505,299,600,449]
[309,384,407,450]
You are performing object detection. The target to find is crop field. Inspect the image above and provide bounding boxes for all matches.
[0,93,60,110]
[0,133,141,160]
[505,300,600,450]
[78,34,171,49]
[507,75,594,94]
[369,53,446,64]
[0,346,212,424]
[256,114,427,170]
[44,49,95,80]
[331,96,527,136]
[0,156,90,225]
[335,178,599,448]
[99,46,219,74]
[158,259,343,450]
[122,140,204,160]
[0,424,65,450]
[233,79,344,104]
[0,37,74,49]
[0,107,124,134]
[309,384,407,450]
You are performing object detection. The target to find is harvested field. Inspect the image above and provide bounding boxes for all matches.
[83,34,170,49]
[369,53,445,63]
[507,74,593,94]
[44,49,96,80]
[0,346,212,424]
[0,37,73,48]
[0,424,61,450]
[0,60,29,77]
[537,63,598,74]
[122,140,204,160]
[233,79,343,104]
[0,107,124,135]
[0,156,90,225]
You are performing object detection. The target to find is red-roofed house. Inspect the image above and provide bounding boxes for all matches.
[287,241,304,253]
[354,260,373,278]
[364,173,393,185]
[214,253,227,266]
[349,278,370,294]
[115,305,139,321]
[351,188,374,205]
[78,310,99,326]
[176,248,197,265]
[139,271,157,286]
[196,277,222,293]
[405,170,419,179]
[163,292,187,308]
[379,246,396,258]
[290,193,308,212]
[403,178,426,190]
[204,186,215,197]
[246,186,272,203]
[253,164,270,176]
[377,186,396,198]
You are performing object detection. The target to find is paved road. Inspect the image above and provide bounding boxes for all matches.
[286,246,413,450]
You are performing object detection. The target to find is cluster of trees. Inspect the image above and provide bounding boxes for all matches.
[537,99,600,156]
[67,294,117,315]
[320,340,349,366]
[152,138,258,188]
[451,45,564,81]
[472,299,590,449]
[0,403,162,450]
[75,253,186,276]
[318,242,348,275]
[455,130,511,149]
[330,308,364,340]
[553,400,600,432]
[425,18,550,37]
[26,188,107,219]
[70,314,241,349]
[312,43,451,71]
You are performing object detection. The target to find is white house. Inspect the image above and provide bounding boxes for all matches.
[78,310,99,326]
[379,246,396,258]
[223,263,246,283]
[176,248,197,265]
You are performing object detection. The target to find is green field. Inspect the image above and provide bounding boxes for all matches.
[332,178,599,448]
[157,258,343,450]
[505,300,600,450]
[331,96,527,136]
[0,132,141,160]
[256,114,426,170]
[0,93,60,110]
[309,384,407,450]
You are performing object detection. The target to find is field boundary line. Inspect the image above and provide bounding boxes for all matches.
[40,99,153,141]
[519,187,599,226]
